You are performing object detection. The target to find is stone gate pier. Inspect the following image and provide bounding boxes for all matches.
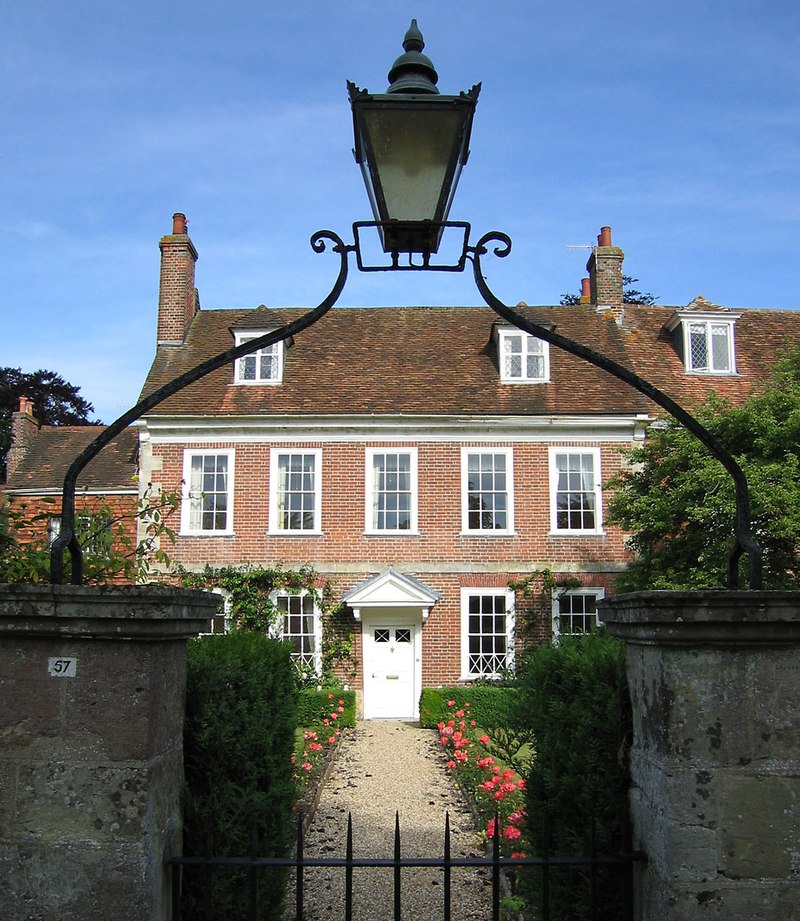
[0,584,216,921]
[601,590,800,920]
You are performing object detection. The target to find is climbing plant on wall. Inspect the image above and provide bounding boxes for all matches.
[177,563,358,683]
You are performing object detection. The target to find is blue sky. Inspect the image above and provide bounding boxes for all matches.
[2,0,799,423]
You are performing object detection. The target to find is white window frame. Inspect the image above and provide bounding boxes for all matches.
[548,447,603,535]
[233,330,284,384]
[460,588,515,679]
[269,448,322,535]
[461,448,515,536]
[683,319,736,375]
[497,328,550,383]
[180,449,235,535]
[552,587,605,639]
[364,448,419,534]
[273,590,322,675]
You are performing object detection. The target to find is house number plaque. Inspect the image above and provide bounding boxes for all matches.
[48,657,77,678]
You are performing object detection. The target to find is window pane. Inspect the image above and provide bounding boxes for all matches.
[465,452,511,531]
[553,452,598,532]
[277,453,316,530]
[711,324,731,371]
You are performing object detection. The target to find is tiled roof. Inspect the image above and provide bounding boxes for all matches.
[6,426,139,492]
[139,305,653,417]
[620,304,800,408]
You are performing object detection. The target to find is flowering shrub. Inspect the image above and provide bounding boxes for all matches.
[438,700,527,856]
[292,693,347,794]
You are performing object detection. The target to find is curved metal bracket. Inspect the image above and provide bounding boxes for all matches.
[466,230,763,590]
[51,230,354,584]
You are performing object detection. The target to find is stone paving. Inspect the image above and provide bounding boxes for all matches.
[293,720,493,921]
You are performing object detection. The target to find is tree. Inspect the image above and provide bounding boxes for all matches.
[559,276,657,306]
[0,367,101,477]
[606,350,800,590]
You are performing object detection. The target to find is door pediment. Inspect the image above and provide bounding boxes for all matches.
[343,567,439,621]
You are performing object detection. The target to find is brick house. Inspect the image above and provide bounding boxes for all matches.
[132,215,800,718]
[3,397,139,582]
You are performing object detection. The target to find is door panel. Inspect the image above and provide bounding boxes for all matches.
[363,622,417,719]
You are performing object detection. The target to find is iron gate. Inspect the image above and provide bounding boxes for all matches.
[169,811,644,921]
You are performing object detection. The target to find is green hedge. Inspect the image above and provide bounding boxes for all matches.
[183,633,299,921]
[515,631,632,921]
[419,685,520,730]
[297,686,357,728]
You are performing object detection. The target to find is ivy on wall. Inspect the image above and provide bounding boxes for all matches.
[177,563,358,683]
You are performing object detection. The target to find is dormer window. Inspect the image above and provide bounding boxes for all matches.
[686,320,733,373]
[496,328,550,383]
[665,307,740,376]
[234,330,284,384]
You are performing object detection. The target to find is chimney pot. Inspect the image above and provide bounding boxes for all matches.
[172,212,188,235]
[598,226,613,247]
[580,278,591,303]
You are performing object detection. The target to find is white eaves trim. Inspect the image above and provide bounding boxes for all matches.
[137,413,650,444]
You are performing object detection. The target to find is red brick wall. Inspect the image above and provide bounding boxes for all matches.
[5,493,138,585]
[149,438,631,686]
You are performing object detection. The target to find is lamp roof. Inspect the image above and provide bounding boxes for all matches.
[386,19,439,94]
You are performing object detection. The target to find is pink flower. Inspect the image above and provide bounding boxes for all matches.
[517,779,526,790]
[441,737,449,746]
[470,720,477,727]
[337,706,344,713]
[328,693,334,699]
[510,852,526,860]
[338,699,345,706]
[502,781,516,794]
[301,762,313,772]
[445,760,457,769]
[447,700,456,708]
[330,712,338,721]
[504,826,522,841]
[437,721,445,731]
[480,781,495,792]
[479,734,491,746]
[456,709,464,718]
[508,810,525,826]
[323,718,330,726]
[454,749,468,762]
[486,818,497,839]
[441,725,454,736]
[328,736,336,745]
[502,769,515,781]
[493,791,505,801]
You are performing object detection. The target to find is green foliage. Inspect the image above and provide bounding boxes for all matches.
[178,564,358,682]
[297,686,357,728]
[419,685,521,733]
[508,569,581,646]
[515,631,631,921]
[607,350,800,589]
[0,366,99,477]
[0,484,179,584]
[183,633,298,921]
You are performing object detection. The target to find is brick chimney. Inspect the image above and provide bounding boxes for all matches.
[6,396,39,480]
[157,212,199,345]
[586,225,624,318]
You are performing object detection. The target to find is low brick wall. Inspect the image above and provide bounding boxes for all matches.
[600,591,800,920]
[0,583,217,921]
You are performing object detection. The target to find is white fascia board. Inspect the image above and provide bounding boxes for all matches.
[138,413,649,444]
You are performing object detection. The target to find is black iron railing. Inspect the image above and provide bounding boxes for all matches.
[169,811,644,921]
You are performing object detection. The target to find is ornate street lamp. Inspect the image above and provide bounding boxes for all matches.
[51,21,762,589]
[348,19,480,259]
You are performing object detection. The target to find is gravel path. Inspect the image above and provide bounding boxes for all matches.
[294,720,492,921]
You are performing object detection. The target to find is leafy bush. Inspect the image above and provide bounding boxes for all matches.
[515,631,631,921]
[297,686,356,728]
[183,633,298,921]
[419,685,521,732]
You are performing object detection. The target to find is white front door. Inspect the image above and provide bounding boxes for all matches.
[362,617,419,719]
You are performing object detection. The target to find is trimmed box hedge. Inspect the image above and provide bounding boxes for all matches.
[297,685,357,728]
[419,685,520,730]
[182,632,298,921]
